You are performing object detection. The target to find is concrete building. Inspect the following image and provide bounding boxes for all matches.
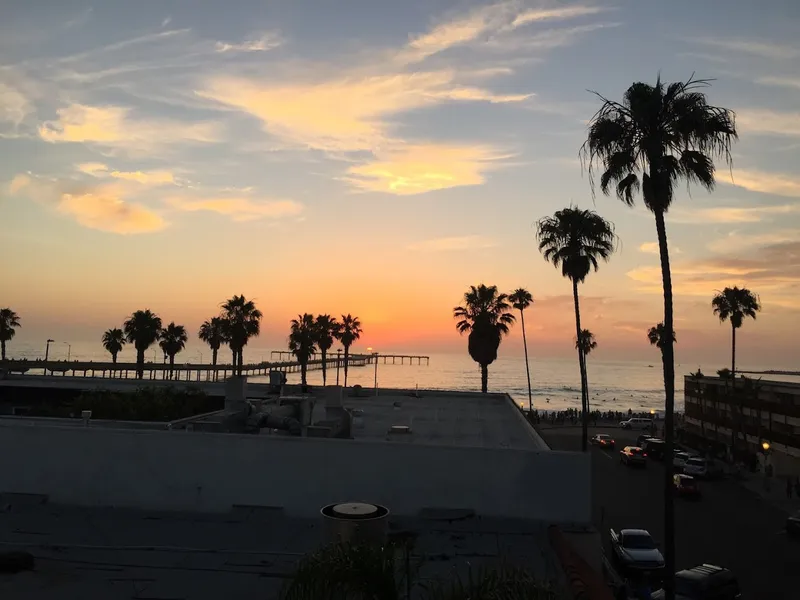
[683,375,800,476]
[0,378,598,599]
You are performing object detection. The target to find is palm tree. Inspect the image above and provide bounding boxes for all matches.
[576,329,597,416]
[509,288,534,412]
[221,295,262,377]
[0,308,21,361]
[335,314,362,387]
[453,284,515,394]
[102,328,125,364]
[159,322,188,379]
[647,322,677,350]
[711,286,761,378]
[314,314,340,386]
[537,208,615,451]
[198,317,227,381]
[289,313,318,387]
[123,310,162,379]
[583,76,736,599]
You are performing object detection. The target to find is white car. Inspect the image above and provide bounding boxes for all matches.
[683,457,708,478]
[673,452,691,472]
[619,417,654,430]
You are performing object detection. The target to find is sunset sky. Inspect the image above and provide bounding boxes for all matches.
[1,0,798,368]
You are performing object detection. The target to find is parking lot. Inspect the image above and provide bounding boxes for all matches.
[539,425,800,599]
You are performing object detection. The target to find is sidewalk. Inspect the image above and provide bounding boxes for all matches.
[734,472,799,515]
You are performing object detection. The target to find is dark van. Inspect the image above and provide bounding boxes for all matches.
[643,438,666,460]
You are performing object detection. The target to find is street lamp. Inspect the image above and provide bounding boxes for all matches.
[762,441,771,452]
[336,348,342,386]
[63,342,71,362]
[197,351,204,364]
[368,348,378,396]
[44,339,54,375]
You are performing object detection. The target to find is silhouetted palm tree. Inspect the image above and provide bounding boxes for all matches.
[711,287,761,378]
[335,314,362,387]
[453,284,515,394]
[102,328,125,364]
[314,314,340,386]
[0,308,21,361]
[647,322,677,350]
[576,329,597,415]
[199,317,227,381]
[289,313,318,387]
[509,288,534,412]
[537,208,615,451]
[123,310,162,379]
[584,75,736,599]
[159,322,188,379]
[221,295,262,376]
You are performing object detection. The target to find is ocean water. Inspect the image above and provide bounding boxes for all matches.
[8,340,797,414]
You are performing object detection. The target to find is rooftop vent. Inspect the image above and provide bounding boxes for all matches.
[321,502,389,546]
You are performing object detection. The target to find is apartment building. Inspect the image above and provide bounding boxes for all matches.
[683,375,800,476]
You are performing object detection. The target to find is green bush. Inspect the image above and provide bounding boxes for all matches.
[71,386,219,421]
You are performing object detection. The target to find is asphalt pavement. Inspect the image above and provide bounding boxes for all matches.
[539,425,800,600]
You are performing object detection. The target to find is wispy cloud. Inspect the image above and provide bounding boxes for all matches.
[737,108,800,137]
[670,202,800,224]
[164,196,303,221]
[755,76,800,90]
[345,143,510,195]
[77,162,176,185]
[691,37,800,60]
[726,168,800,199]
[707,230,800,254]
[407,235,497,251]
[7,173,165,234]
[639,242,680,254]
[0,82,31,127]
[39,104,220,154]
[215,32,282,53]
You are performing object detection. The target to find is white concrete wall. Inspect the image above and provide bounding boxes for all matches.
[0,422,590,523]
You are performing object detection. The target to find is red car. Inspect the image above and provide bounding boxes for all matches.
[591,433,616,449]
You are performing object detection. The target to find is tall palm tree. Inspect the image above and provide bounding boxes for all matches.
[102,328,125,364]
[199,317,227,381]
[453,284,516,394]
[537,208,615,451]
[221,295,262,377]
[509,288,534,412]
[314,314,340,386]
[159,322,188,379]
[711,286,761,378]
[583,76,736,599]
[576,329,597,416]
[647,322,676,350]
[335,314,362,388]
[289,313,318,387]
[123,310,162,379]
[0,308,21,361]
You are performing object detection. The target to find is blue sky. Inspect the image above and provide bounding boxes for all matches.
[1,0,798,366]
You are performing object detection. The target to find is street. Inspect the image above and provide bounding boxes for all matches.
[540,426,800,599]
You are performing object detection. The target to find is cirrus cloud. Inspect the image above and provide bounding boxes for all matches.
[164,195,304,222]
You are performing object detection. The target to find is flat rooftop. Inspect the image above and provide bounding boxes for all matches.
[347,392,546,450]
[0,497,562,600]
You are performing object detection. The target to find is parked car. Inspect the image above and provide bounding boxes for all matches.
[620,417,653,430]
[651,564,741,599]
[637,434,656,447]
[683,457,708,478]
[590,433,616,449]
[608,528,665,574]
[787,511,800,537]
[673,451,691,472]
[620,446,647,467]
[643,438,667,460]
[673,474,701,498]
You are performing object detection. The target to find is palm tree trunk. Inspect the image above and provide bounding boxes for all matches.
[519,309,533,412]
[136,349,144,379]
[212,348,218,382]
[112,352,117,364]
[731,325,736,378]
[169,355,175,379]
[480,363,489,393]
[231,348,236,370]
[321,349,328,386]
[343,347,350,387]
[1,340,6,360]
[572,280,589,452]
[301,361,308,387]
[654,208,676,600]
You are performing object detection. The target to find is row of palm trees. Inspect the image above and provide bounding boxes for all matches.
[287,314,363,387]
